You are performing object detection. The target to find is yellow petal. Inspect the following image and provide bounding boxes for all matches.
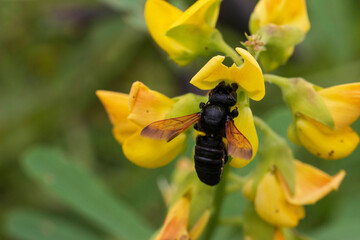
[232,48,265,101]
[255,172,305,227]
[190,49,264,101]
[144,0,188,62]
[128,81,174,127]
[251,0,310,33]
[295,116,359,159]
[287,124,301,145]
[230,106,259,168]
[190,55,230,89]
[96,90,138,144]
[279,160,345,205]
[319,83,360,129]
[122,130,186,168]
[171,0,221,28]
[189,210,211,240]
[155,194,191,240]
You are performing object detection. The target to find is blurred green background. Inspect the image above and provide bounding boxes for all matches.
[0,0,359,239]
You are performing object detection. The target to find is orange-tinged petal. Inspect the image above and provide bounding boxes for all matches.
[230,106,259,168]
[189,210,211,240]
[96,90,138,144]
[274,229,286,240]
[128,81,174,127]
[255,172,305,227]
[319,83,360,129]
[122,130,186,168]
[295,116,359,159]
[279,160,345,205]
[145,0,188,60]
[155,195,191,240]
[251,0,310,33]
[190,49,264,101]
[171,0,220,28]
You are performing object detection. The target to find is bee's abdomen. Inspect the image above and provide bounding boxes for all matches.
[194,135,225,186]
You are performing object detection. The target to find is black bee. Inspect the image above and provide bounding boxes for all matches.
[141,81,252,186]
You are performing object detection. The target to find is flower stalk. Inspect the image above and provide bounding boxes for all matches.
[202,165,230,240]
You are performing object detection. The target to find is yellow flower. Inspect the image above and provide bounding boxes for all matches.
[249,0,310,71]
[289,83,360,159]
[243,160,345,227]
[96,81,186,168]
[145,0,223,65]
[154,193,210,240]
[250,0,310,34]
[190,48,265,101]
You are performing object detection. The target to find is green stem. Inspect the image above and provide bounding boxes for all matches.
[253,116,285,145]
[226,173,246,194]
[219,216,243,227]
[217,40,243,66]
[253,116,275,136]
[263,74,290,89]
[201,166,230,240]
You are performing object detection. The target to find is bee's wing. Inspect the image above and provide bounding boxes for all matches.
[141,113,200,142]
[225,120,253,160]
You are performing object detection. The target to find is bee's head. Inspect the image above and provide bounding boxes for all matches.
[208,81,238,106]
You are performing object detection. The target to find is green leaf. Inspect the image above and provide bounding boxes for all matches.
[5,210,102,240]
[22,146,153,240]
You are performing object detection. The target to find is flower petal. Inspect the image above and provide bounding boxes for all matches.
[274,229,286,240]
[250,0,310,33]
[255,172,305,227]
[295,116,359,160]
[128,81,174,127]
[170,0,221,28]
[144,0,188,62]
[190,55,230,89]
[96,90,138,144]
[287,124,301,145]
[243,177,256,201]
[279,160,345,205]
[155,194,191,240]
[189,210,211,240]
[190,49,265,101]
[230,106,259,168]
[123,130,186,168]
[232,48,265,101]
[320,83,360,129]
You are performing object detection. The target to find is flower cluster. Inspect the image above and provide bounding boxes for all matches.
[96,0,359,239]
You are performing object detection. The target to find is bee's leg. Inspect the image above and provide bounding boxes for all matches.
[223,148,228,164]
[218,81,226,86]
[231,108,239,118]
[199,102,205,109]
[231,83,239,92]
[194,122,204,132]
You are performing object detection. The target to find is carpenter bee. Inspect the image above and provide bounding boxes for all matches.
[141,81,252,186]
